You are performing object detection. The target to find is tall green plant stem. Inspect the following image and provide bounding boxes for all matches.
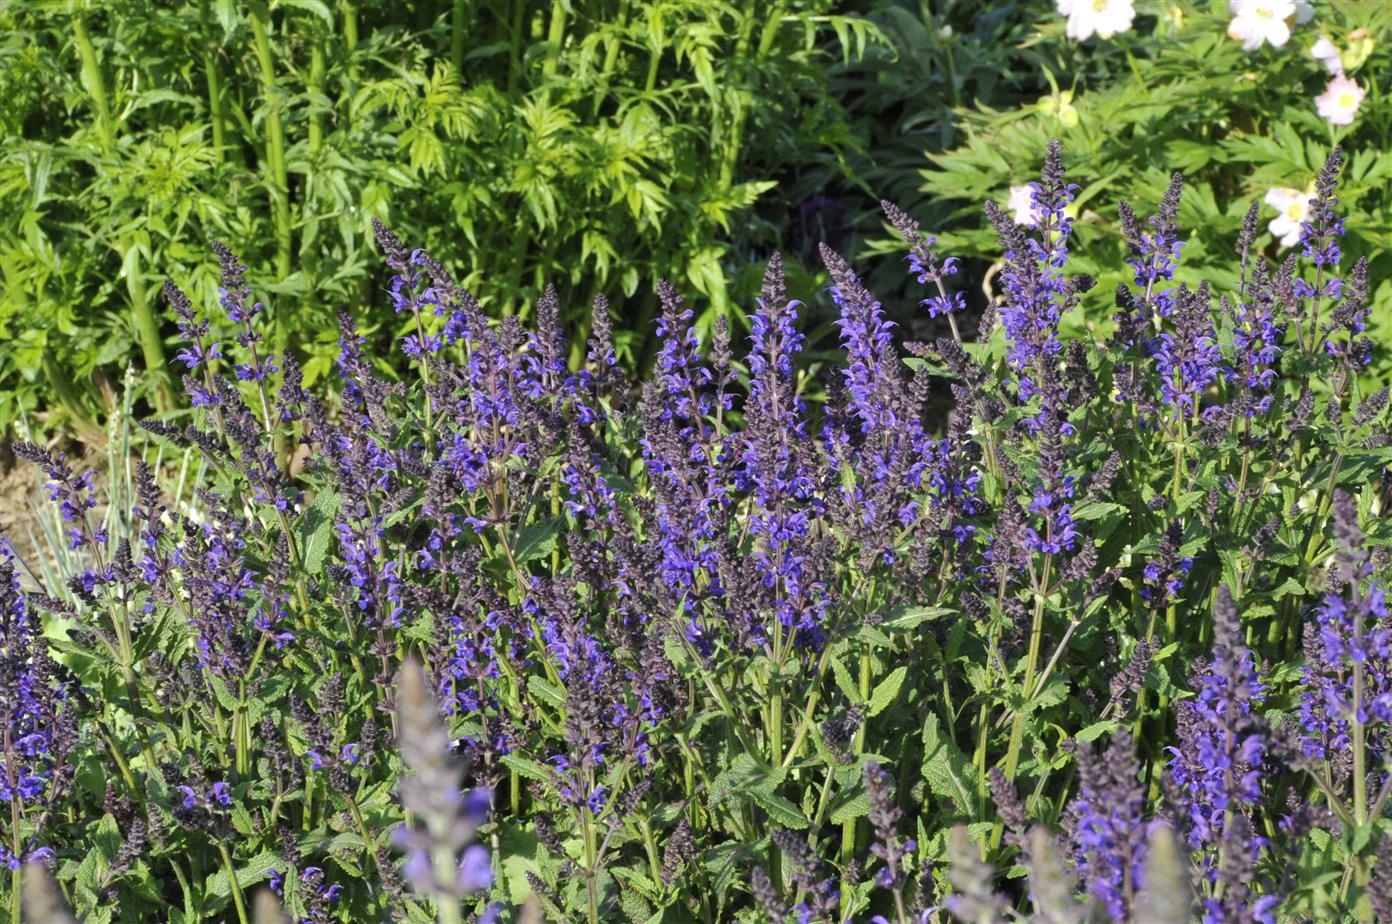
[40,351,102,443]
[506,0,526,99]
[308,29,326,157]
[123,247,173,412]
[542,1,566,78]
[1004,552,1052,783]
[582,807,600,924]
[217,841,250,924]
[71,16,113,153]
[249,0,293,351]
[451,0,469,73]
[340,0,358,54]
[199,0,229,166]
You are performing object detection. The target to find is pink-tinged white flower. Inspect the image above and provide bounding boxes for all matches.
[1264,187,1314,249]
[1007,185,1038,226]
[1227,0,1296,51]
[1315,75,1366,125]
[1056,0,1135,41]
[1310,34,1343,75]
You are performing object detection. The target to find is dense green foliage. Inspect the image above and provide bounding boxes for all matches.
[0,0,880,429]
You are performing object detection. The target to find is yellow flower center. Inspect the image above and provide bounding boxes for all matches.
[1093,0,1110,10]
[1286,202,1305,220]
[1338,92,1356,109]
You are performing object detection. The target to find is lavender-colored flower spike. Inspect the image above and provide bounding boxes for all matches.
[864,760,915,894]
[162,277,223,372]
[1298,491,1392,768]
[1118,170,1184,320]
[882,199,966,336]
[1066,729,1152,920]
[1301,146,1344,269]
[393,658,495,905]
[11,442,106,555]
[0,542,74,869]
[1153,282,1223,418]
[211,241,278,385]
[740,253,827,646]
[1167,586,1270,920]
[984,140,1076,410]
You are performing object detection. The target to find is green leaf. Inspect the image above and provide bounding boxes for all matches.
[867,666,907,718]
[879,605,953,633]
[708,753,768,805]
[1073,719,1118,743]
[528,674,568,710]
[749,789,807,829]
[920,714,974,812]
[297,489,341,575]
[830,655,862,705]
[829,792,870,824]
[94,814,121,864]
[501,754,553,783]
[512,519,561,564]
[205,851,279,898]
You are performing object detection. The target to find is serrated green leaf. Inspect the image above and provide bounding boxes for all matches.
[94,813,121,863]
[1073,719,1118,743]
[867,666,907,717]
[205,850,278,899]
[829,792,870,824]
[920,714,974,812]
[297,488,341,575]
[501,754,552,783]
[513,519,561,563]
[879,605,953,632]
[830,655,862,705]
[528,674,568,710]
[750,788,807,829]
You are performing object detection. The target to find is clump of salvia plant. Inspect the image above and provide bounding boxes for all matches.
[7,141,1392,923]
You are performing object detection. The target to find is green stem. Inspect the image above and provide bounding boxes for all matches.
[840,650,871,900]
[1004,557,1052,783]
[39,351,102,443]
[249,0,293,353]
[451,0,468,73]
[506,0,526,99]
[542,1,566,80]
[200,0,228,166]
[169,857,195,921]
[308,28,326,158]
[71,15,113,154]
[217,841,250,924]
[123,245,172,412]
[582,809,600,924]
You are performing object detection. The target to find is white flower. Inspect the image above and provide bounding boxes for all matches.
[1310,33,1343,75]
[1294,0,1315,24]
[1315,74,1366,125]
[1264,186,1314,248]
[1227,0,1297,51]
[1007,186,1038,226]
[1056,0,1136,41]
